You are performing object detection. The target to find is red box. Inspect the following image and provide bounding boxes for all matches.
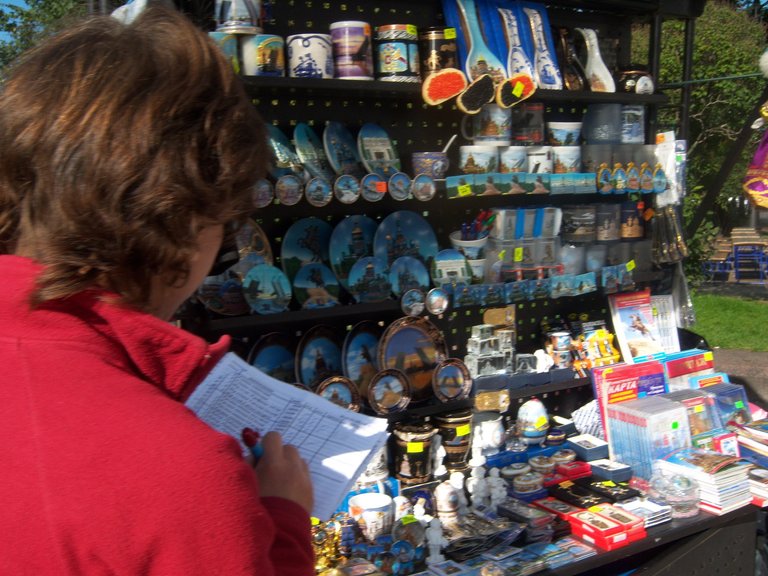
[556,461,592,480]
[533,496,583,520]
[588,503,644,531]
[571,523,646,551]
[567,510,623,537]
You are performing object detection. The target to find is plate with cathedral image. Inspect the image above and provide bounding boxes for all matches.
[315,375,361,412]
[329,214,378,290]
[367,368,412,415]
[347,256,392,304]
[246,332,296,383]
[342,320,382,402]
[295,324,344,390]
[388,255,430,297]
[373,210,439,268]
[280,216,333,283]
[432,358,472,403]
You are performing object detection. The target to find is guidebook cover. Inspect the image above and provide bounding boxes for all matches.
[609,289,665,363]
[660,447,741,476]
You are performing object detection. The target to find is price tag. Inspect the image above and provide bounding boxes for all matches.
[406,25,418,36]
[671,421,679,429]
[735,400,745,409]
[407,441,424,453]
[561,480,573,488]
[534,415,548,428]
[445,27,457,39]
[458,183,473,197]
[626,260,636,271]
[512,81,524,97]
[311,517,320,525]
[601,480,617,487]
[514,247,524,262]
[456,424,471,437]
[694,404,704,413]
[704,351,714,361]
[376,181,387,192]
[401,514,418,525]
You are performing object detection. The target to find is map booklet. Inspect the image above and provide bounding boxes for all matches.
[609,288,665,364]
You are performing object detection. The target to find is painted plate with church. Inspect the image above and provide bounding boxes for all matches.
[329,214,378,290]
[246,332,296,383]
[367,369,411,415]
[432,358,472,403]
[342,320,382,401]
[388,256,430,297]
[316,375,361,412]
[295,324,343,390]
[347,256,392,304]
[373,210,438,268]
[280,217,333,283]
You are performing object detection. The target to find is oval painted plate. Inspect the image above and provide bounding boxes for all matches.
[373,210,439,268]
[378,316,447,403]
[304,176,333,208]
[430,248,471,294]
[295,324,343,389]
[293,262,340,309]
[250,178,275,209]
[280,217,333,282]
[275,174,304,206]
[266,124,306,181]
[389,255,430,297]
[367,368,412,415]
[316,375,361,412]
[361,173,386,202]
[333,174,361,204]
[357,122,401,178]
[293,122,335,181]
[234,219,273,263]
[329,214,378,291]
[342,320,382,400]
[388,172,411,201]
[246,332,296,383]
[432,358,473,403]
[347,256,392,303]
[242,263,292,315]
[411,173,436,202]
[323,121,365,178]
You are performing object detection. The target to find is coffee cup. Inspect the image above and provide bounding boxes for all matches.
[460,103,512,146]
[459,145,498,174]
[546,121,582,146]
[348,492,394,542]
[286,33,334,78]
[498,146,527,173]
[411,151,450,179]
[553,146,582,173]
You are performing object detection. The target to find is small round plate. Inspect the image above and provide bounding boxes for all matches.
[323,121,365,178]
[293,262,340,309]
[333,174,361,204]
[367,368,412,415]
[361,173,387,202]
[295,324,343,389]
[234,219,273,263]
[411,173,436,201]
[432,358,473,403]
[426,287,449,315]
[316,375,361,412]
[280,217,333,282]
[275,174,304,206]
[197,270,251,317]
[304,177,333,207]
[242,264,292,314]
[293,122,335,181]
[389,255,430,297]
[347,256,392,303]
[373,210,439,267]
[388,172,411,201]
[401,288,425,316]
[328,214,378,291]
[266,124,306,181]
[246,332,296,383]
[357,122,401,178]
[430,248,471,294]
[250,178,275,208]
[342,320,382,400]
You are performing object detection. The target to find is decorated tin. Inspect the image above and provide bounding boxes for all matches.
[330,20,374,80]
[418,26,458,75]
[241,34,285,77]
[595,203,621,242]
[374,24,420,82]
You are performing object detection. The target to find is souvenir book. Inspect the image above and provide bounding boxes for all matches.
[662,349,715,392]
[608,288,665,363]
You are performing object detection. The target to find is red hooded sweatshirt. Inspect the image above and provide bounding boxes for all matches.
[0,255,314,575]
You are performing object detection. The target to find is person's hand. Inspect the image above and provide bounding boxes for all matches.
[254,431,314,515]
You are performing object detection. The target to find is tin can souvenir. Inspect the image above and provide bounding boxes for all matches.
[418,26,458,75]
[392,422,438,486]
[208,30,241,72]
[433,410,473,473]
[595,203,621,241]
[330,20,374,80]
[215,0,262,32]
[241,34,285,76]
[620,200,645,239]
[374,24,420,82]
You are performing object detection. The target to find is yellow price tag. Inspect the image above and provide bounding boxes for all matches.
[407,441,424,453]
[406,25,418,36]
[694,404,704,413]
[561,480,573,488]
[626,260,636,271]
[498,249,506,260]
[401,514,418,525]
[311,517,320,526]
[602,480,617,487]
[704,351,714,361]
[514,247,524,262]
[588,505,604,513]
[458,183,473,197]
[444,27,457,39]
[534,415,548,428]
[512,81,524,97]
[456,424,471,437]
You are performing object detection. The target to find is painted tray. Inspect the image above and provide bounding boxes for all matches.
[329,215,378,291]
[377,316,447,403]
[357,122,401,178]
[304,177,333,208]
[333,174,361,204]
[293,122,335,181]
[250,178,275,209]
[246,332,296,383]
[388,172,412,201]
[293,262,340,309]
[430,248,472,294]
[295,324,343,389]
[234,219,273,263]
[316,375,361,412]
[388,255,430,297]
[342,320,382,400]
[361,173,386,202]
[411,173,436,202]
[432,358,473,403]
[323,121,365,178]
[280,217,333,282]
[373,210,439,267]
[242,263,292,315]
[367,368,412,415]
[347,256,392,304]
[266,124,306,181]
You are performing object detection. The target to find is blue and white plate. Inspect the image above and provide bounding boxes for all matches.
[293,262,340,309]
[347,256,392,303]
[342,320,382,400]
[329,215,378,290]
[242,264,292,315]
[281,217,333,282]
[388,172,411,201]
[323,121,365,178]
[246,332,296,383]
[388,255,430,297]
[357,122,401,178]
[304,177,333,207]
[361,173,386,202]
[333,174,361,204]
[373,210,439,268]
[295,324,343,389]
[430,248,471,294]
[266,124,306,181]
[294,122,335,181]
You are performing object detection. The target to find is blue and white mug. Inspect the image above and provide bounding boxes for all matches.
[286,33,334,79]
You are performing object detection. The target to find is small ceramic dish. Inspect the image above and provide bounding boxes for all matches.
[367,368,412,415]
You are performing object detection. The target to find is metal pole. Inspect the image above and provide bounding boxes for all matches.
[679,16,695,144]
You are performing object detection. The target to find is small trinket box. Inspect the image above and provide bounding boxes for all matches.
[574,478,642,503]
[528,455,555,475]
[548,480,607,508]
[513,471,545,493]
[564,433,609,461]
[501,462,531,479]
[550,449,577,465]
[589,503,645,532]
[589,459,632,482]
[532,496,582,519]
[496,497,556,528]
[568,510,623,537]
[555,461,592,480]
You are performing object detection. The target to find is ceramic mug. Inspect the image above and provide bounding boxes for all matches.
[526,145,553,174]
[241,34,285,76]
[459,145,498,174]
[552,146,582,173]
[460,103,512,146]
[498,146,527,173]
[411,151,450,179]
[286,33,334,78]
[348,492,395,542]
[330,20,374,79]
[546,121,582,146]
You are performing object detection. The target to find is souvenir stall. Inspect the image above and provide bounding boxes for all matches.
[181,0,764,574]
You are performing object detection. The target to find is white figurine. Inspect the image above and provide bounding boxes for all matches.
[487,468,508,508]
[470,473,489,510]
[448,471,469,516]
[432,434,448,479]
[426,517,448,565]
[467,425,487,467]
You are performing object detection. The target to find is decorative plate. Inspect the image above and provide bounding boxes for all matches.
[373,210,439,268]
[357,122,401,178]
[429,248,472,294]
[388,172,412,201]
[333,174,361,204]
[411,173,437,202]
[400,288,425,316]
[246,332,296,383]
[347,256,392,303]
[280,217,333,282]
[323,121,365,178]
[304,177,333,208]
[367,368,412,415]
[293,262,340,309]
[293,122,335,181]
[295,324,343,389]
[316,375,361,412]
[432,358,473,403]
[242,263,292,314]
[234,219,273,263]
[425,287,449,315]
[250,178,275,209]
[266,124,306,181]
[329,214,378,290]
[342,320,382,400]
[377,316,447,403]
[197,269,251,317]
[275,174,304,206]
[361,173,387,202]
[389,255,430,297]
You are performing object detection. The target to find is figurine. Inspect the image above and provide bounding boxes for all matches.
[393,495,413,521]
[487,468,508,508]
[426,517,448,565]
[471,474,490,510]
[449,471,469,517]
[465,465,486,499]
[432,435,448,479]
[468,426,487,467]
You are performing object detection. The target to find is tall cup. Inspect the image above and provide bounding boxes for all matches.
[460,103,512,146]
[286,33,334,78]
[330,20,374,79]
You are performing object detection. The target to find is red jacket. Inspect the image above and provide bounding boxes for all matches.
[0,256,314,575]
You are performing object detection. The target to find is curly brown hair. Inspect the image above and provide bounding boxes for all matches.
[0,6,267,309]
